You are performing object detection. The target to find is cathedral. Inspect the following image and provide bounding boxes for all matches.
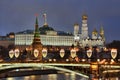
[73,14,105,47]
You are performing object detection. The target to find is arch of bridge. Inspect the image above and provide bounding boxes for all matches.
[0,63,89,78]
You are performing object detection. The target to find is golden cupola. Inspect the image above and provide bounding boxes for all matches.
[92,28,98,35]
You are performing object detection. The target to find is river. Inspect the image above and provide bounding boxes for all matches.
[1,73,120,80]
[1,72,88,80]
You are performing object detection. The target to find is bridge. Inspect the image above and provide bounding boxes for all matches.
[0,60,120,79]
[0,62,90,78]
[0,48,120,79]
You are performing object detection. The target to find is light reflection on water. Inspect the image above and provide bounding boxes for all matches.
[70,73,76,80]
[1,73,119,80]
[6,78,15,80]
[2,73,88,80]
[48,74,57,80]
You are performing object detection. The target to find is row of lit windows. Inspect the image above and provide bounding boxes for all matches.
[15,34,74,46]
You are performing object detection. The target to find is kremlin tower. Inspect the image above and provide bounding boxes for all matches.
[32,15,43,60]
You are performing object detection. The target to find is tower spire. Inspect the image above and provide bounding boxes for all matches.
[32,15,42,61]
[43,13,48,26]
[100,25,105,41]
[35,16,38,25]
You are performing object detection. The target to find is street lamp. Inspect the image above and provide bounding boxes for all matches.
[111,48,117,61]
[70,48,76,58]
[33,49,39,58]
[14,49,20,58]
[87,49,92,62]
[42,48,47,58]
[60,49,65,58]
[9,50,14,59]
[105,48,117,79]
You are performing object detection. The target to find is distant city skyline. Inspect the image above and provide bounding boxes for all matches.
[0,0,120,42]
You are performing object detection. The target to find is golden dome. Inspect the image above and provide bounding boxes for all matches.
[82,14,87,20]
[92,28,98,34]
[74,23,79,26]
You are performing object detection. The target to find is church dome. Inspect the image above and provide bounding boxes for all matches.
[74,23,79,26]
[92,28,98,35]
[82,14,88,20]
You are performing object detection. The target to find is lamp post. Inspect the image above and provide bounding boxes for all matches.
[33,49,39,58]
[105,48,117,79]
[70,48,76,59]
[70,48,77,62]
[9,49,20,62]
[60,49,65,58]
[42,48,47,58]
[86,49,93,79]
[14,49,20,62]
[14,49,20,58]
[86,49,92,63]
[42,48,47,62]
[60,49,65,62]
[111,48,117,61]
[9,50,14,60]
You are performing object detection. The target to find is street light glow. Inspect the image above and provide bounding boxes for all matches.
[33,49,39,58]
[111,48,117,59]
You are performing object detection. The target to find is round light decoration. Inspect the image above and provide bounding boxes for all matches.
[9,50,14,58]
[87,49,92,58]
[70,49,76,58]
[60,49,65,58]
[34,49,39,58]
[14,49,20,58]
[42,48,47,58]
[111,48,117,59]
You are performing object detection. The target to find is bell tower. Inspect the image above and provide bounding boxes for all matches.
[81,14,88,39]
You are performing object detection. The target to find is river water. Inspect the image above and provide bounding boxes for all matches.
[1,72,120,80]
[1,73,88,80]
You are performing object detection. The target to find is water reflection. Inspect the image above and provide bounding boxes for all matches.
[48,74,57,80]
[70,73,76,80]
[3,73,119,80]
[24,76,30,80]
[29,75,36,80]
[65,73,70,80]
[7,78,15,80]
[3,72,87,80]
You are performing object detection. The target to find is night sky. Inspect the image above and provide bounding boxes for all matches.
[0,0,120,42]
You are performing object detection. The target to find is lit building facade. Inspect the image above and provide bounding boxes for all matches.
[15,33,74,46]
[0,33,15,48]
[74,14,105,47]
[15,14,105,48]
